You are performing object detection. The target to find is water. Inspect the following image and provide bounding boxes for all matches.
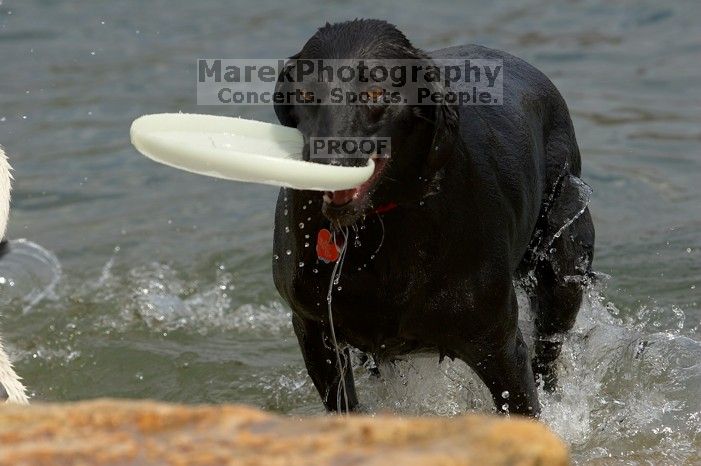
[0,0,699,463]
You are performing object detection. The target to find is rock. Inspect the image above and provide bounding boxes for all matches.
[0,399,569,465]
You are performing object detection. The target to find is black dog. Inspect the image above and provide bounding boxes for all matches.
[272,19,594,416]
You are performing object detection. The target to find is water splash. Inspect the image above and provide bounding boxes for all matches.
[242,276,698,464]
[345,281,701,464]
[538,285,701,464]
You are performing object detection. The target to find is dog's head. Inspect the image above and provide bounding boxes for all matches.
[274,19,458,227]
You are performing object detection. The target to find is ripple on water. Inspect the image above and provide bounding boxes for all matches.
[0,239,61,310]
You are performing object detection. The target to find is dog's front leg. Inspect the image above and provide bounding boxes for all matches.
[456,285,540,417]
[468,326,540,417]
[292,313,359,412]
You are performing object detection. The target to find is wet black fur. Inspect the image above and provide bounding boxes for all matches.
[272,19,595,416]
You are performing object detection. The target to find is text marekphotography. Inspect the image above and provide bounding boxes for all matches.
[197,59,503,106]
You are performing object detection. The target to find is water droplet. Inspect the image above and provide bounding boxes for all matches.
[299,223,305,229]
[313,268,318,274]
[501,391,509,399]
[285,250,292,255]
[284,209,288,216]
[337,286,342,291]
[285,226,290,233]
[501,403,509,411]
[687,247,692,253]
[302,205,307,210]
[298,262,305,267]
[308,200,313,204]
[273,254,279,260]
[304,242,310,248]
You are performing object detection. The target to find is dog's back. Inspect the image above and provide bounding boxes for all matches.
[431,44,584,268]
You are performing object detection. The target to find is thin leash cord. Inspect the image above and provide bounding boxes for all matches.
[325,216,383,413]
[327,226,350,414]
[332,228,350,285]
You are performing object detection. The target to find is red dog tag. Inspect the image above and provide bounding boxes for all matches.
[316,228,340,263]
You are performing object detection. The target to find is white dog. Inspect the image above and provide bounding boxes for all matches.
[0,146,29,404]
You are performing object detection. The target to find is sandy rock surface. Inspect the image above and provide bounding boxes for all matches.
[0,399,570,465]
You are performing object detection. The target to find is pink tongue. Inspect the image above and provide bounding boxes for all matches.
[330,189,357,205]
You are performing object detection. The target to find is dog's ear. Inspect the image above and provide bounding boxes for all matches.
[274,53,300,128]
[426,94,459,172]
[413,55,460,172]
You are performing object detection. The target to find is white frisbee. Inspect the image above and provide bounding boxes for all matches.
[129,113,374,191]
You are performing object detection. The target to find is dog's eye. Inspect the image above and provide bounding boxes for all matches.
[366,87,384,103]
